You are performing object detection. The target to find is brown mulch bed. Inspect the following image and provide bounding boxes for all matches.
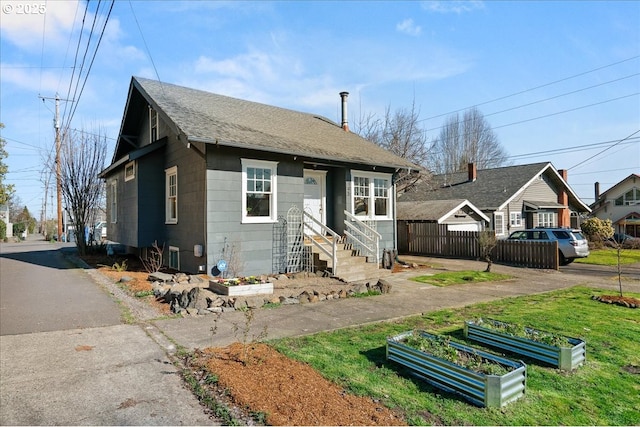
[191,343,406,426]
[81,253,408,425]
[592,294,639,308]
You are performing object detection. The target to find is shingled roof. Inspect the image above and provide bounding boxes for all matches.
[113,77,418,171]
[398,162,590,212]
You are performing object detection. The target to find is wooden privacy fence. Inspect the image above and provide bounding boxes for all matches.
[398,221,559,270]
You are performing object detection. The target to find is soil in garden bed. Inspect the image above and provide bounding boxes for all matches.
[190,343,407,426]
[592,294,639,308]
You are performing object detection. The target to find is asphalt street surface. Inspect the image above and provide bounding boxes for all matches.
[0,237,217,425]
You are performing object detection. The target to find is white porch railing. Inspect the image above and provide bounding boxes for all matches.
[303,211,339,276]
[343,210,381,265]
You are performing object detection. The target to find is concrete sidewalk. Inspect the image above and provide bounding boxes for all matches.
[152,257,640,351]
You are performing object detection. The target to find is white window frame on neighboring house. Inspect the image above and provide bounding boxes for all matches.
[165,166,178,224]
[510,212,522,227]
[169,246,180,270]
[537,212,556,227]
[494,212,505,236]
[124,161,135,182]
[241,159,278,224]
[350,171,392,220]
[109,179,117,223]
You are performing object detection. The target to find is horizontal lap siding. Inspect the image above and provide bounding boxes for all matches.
[206,151,303,277]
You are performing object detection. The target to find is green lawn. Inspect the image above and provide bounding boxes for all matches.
[575,248,640,265]
[410,270,512,287]
[272,287,640,426]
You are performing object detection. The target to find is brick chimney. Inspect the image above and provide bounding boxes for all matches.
[468,162,477,182]
[340,91,349,132]
[557,169,570,227]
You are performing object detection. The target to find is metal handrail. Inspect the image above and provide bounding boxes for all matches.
[303,211,339,276]
[343,210,381,264]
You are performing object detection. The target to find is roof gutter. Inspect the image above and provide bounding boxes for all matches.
[187,136,417,171]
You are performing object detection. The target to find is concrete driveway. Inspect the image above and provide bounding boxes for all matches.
[0,237,216,425]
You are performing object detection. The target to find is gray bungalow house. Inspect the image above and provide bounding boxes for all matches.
[398,162,591,238]
[100,77,418,279]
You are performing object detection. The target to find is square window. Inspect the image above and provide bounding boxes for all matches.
[124,161,135,182]
[351,172,392,219]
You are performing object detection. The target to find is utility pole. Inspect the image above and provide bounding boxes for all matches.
[40,94,70,242]
[55,95,62,242]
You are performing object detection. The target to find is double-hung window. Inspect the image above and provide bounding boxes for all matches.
[242,159,278,223]
[165,166,178,224]
[351,171,392,219]
[510,212,522,227]
[494,212,505,236]
[109,179,117,223]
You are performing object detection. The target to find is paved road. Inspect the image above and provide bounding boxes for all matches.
[0,237,216,425]
[0,239,121,335]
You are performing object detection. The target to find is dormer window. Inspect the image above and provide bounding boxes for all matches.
[150,107,158,143]
[615,187,639,206]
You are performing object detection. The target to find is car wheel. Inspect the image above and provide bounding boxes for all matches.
[559,251,569,266]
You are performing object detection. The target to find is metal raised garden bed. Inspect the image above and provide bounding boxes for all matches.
[464,319,586,371]
[386,330,526,408]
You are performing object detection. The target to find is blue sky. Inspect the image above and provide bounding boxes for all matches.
[1,0,638,218]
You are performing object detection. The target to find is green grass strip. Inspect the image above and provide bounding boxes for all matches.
[272,286,640,426]
[410,270,512,287]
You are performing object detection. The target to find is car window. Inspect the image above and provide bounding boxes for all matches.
[571,231,586,241]
[509,231,526,239]
[533,231,549,240]
[552,230,570,239]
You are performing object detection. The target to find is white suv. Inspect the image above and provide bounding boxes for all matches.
[507,227,590,265]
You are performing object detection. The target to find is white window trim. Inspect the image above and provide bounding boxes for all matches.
[109,179,117,223]
[537,212,557,228]
[165,166,178,224]
[150,107,158,143]
[494,212,505,236]
[169,246,180,270]
[350,170,393,220]
[124,161,135,182]
[510,212,522,227]
[241,159,278,224]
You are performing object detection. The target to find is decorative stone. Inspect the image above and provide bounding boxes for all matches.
[377,279,392,294]
[148,271,174,283]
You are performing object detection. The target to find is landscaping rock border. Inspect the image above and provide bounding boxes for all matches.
[149,271,393,315]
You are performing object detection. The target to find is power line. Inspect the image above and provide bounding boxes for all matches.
[63,1,115,131]
[492,93,639,130]
[418,55,640,124]
[568,130,640,171]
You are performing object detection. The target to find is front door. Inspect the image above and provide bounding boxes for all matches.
[303,170,326,235]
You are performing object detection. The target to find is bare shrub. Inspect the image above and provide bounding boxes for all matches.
[140,240,165,273]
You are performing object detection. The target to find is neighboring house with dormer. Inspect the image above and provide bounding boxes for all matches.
[99,77,419,280]
[398,162,591,238]
[590,173,640,237]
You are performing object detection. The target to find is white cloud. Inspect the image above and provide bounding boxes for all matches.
[422,1,485,14]
[396,19,422,36]
[0,0,80,50]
